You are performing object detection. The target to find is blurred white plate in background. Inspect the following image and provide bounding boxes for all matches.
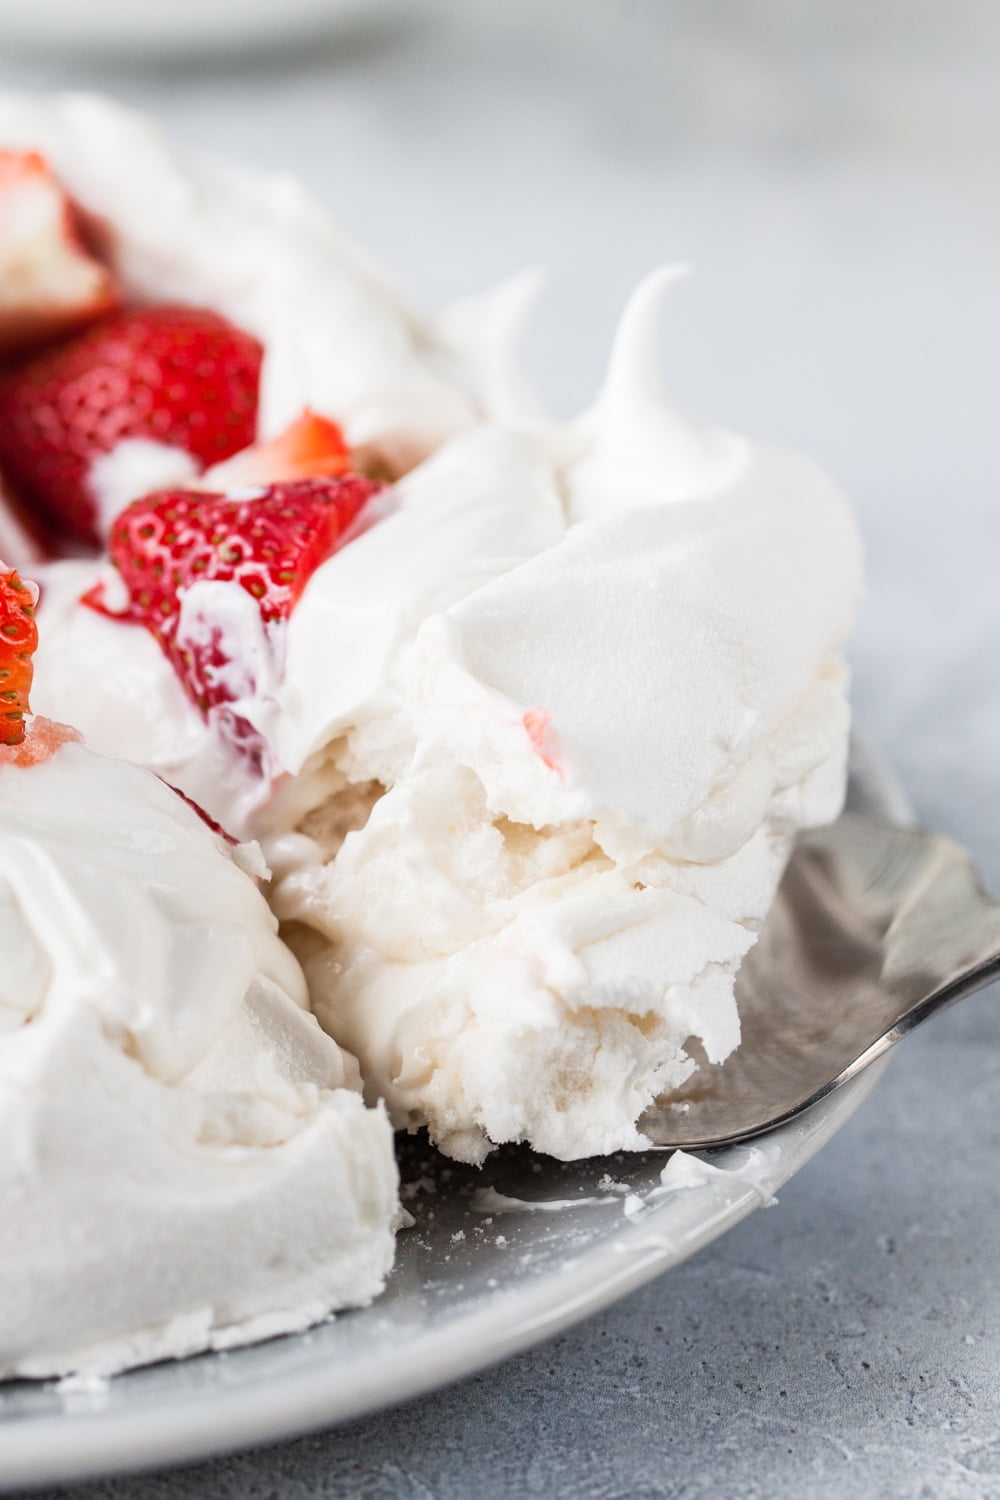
[0,0,398,53]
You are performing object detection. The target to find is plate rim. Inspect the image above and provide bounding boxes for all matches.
[0,732,907,1490]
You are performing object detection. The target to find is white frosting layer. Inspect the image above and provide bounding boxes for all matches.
[0,739,398,1378]
[0,91,484,476]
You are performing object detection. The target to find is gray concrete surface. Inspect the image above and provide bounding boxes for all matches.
[2,2,998,1494]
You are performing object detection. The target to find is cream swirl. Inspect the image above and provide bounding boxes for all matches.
[0,739,398,1378]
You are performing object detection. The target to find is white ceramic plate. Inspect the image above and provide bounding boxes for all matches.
[0,738,909,1492]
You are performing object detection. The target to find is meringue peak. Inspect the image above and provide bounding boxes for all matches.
[437,266,549,428]
[600,264,693,411]
[563,265,746,523]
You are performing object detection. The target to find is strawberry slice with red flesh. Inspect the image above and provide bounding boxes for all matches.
[0,566,38,746]
[205,408,351,489]
[84,474,380,728]
[0,150,119,359]
[0,304,263,549]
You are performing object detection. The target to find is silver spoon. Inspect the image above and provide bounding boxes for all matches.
[639,813,1000,1150]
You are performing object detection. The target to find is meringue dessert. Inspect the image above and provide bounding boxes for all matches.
[0,567,398,1380]
[0,85,862,1199]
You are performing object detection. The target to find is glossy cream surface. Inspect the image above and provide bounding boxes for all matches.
[0,738,398,1378]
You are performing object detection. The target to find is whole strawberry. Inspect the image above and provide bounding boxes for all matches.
[84,474,380,725]
[0,305,263,548]
[0,566,38,745]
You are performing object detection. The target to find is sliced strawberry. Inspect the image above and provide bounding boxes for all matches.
[0,550,78,763]
[0,305,263,548]
[205,408,351,489]
[0,150,119,360]
[84,474,380,725]
[0,566,38,745]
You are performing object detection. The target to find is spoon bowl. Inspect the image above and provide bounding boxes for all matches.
[640,814,1000,1149]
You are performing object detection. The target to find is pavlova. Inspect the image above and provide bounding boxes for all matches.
[0,93,861,1374]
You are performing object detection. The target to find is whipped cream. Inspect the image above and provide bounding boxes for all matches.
[0,737,398,1378]
[32,425,567,836]
[15,92,863,1166]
